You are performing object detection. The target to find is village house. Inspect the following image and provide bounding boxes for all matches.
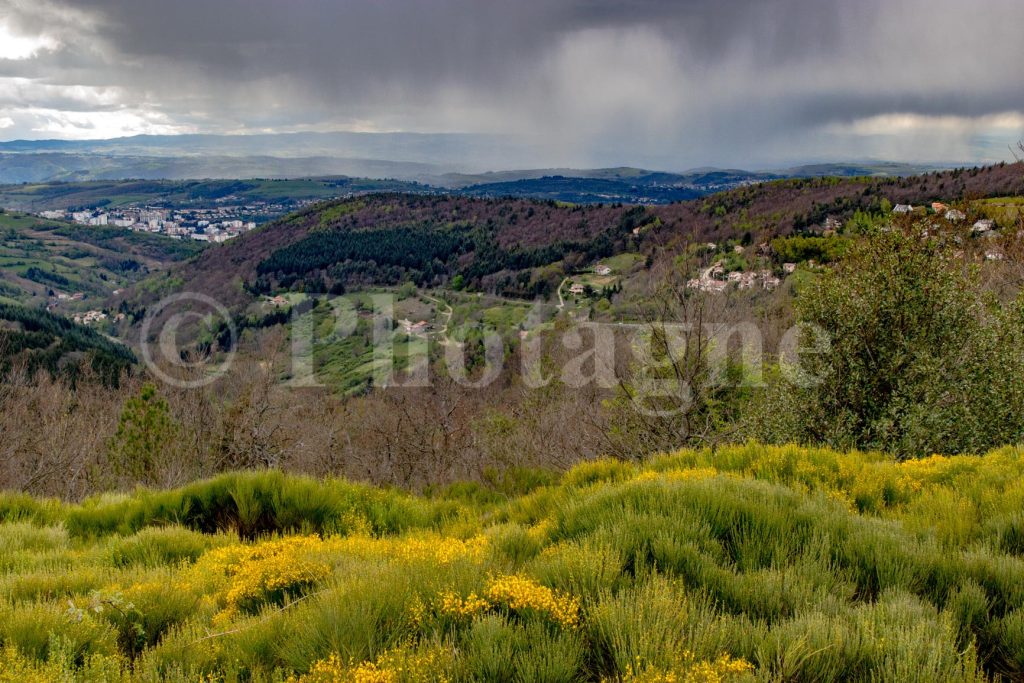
[945,209,966,222]
[268,295,289,307]
[568,283,586,296]
[759,270,780,290]
[73,310,107,325]
[398,318,429,334]
[931,202,949,213]
[973,219,995,234]
[783,263,797,274]
[698,279,728,293]
[593,264,612,276]
[893,204,915,214]
[400,320,429,335]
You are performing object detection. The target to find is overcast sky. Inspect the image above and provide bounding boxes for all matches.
[0,0,1022,169]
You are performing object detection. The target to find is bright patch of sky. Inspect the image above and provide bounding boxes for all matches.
[0,20,58,60]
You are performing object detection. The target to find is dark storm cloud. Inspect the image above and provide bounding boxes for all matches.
[1,0,1023,166]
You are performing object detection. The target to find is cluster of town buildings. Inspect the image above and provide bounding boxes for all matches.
[38,206,259,243]
[894,202,1005,258]
[893,202,997,235]
[35,195,325,242]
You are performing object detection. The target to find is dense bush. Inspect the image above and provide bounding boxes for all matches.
[754,228,1024,457]
[770,234,850,263]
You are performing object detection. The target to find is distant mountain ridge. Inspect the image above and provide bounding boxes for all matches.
[0,132,954,191]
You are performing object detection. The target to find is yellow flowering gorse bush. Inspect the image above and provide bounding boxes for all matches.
[620,652,754,683]
[436,591,491,620]
[294,645,452,683]
[484,574,581,629]
[190,535,331,618]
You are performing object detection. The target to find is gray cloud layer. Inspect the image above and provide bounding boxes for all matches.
[1,0,1023,168]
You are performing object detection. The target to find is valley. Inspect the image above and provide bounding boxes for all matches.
[3,161,1024,682]
[0,210,203,309]
[3,4,1024,681]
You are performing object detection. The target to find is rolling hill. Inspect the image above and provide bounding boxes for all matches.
[0,210,204,308]
[0,178,428,213]
[127,162,1024,302]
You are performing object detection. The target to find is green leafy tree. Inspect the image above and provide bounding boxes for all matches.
[108,383,178,485]
[758,228,1024,457]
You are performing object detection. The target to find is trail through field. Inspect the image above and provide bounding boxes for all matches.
[556,277,569,310]
[422,292,454,346]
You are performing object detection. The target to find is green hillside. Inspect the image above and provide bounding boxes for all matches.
[0,210,202,308]
[127,162,1024,319]
[2,444,1024,681]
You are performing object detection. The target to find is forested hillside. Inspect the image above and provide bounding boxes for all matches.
[0,303,135,383]
[121,162,1024,328]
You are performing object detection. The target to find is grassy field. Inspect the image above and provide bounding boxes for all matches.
[2,443,1024,681]
[268,288,552,393]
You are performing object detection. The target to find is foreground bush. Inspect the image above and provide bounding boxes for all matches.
[2,443,1024,680]
[757,228,1024,457]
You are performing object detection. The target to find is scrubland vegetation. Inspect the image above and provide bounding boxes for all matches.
[3,443,1024,681]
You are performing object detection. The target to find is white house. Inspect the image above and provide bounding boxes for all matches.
[972,219,995,234]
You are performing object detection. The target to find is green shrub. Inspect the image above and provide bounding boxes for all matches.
[587,576,736,677]
[0,600,118,663]
[527,540,623,599]
[106,525,227,567]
